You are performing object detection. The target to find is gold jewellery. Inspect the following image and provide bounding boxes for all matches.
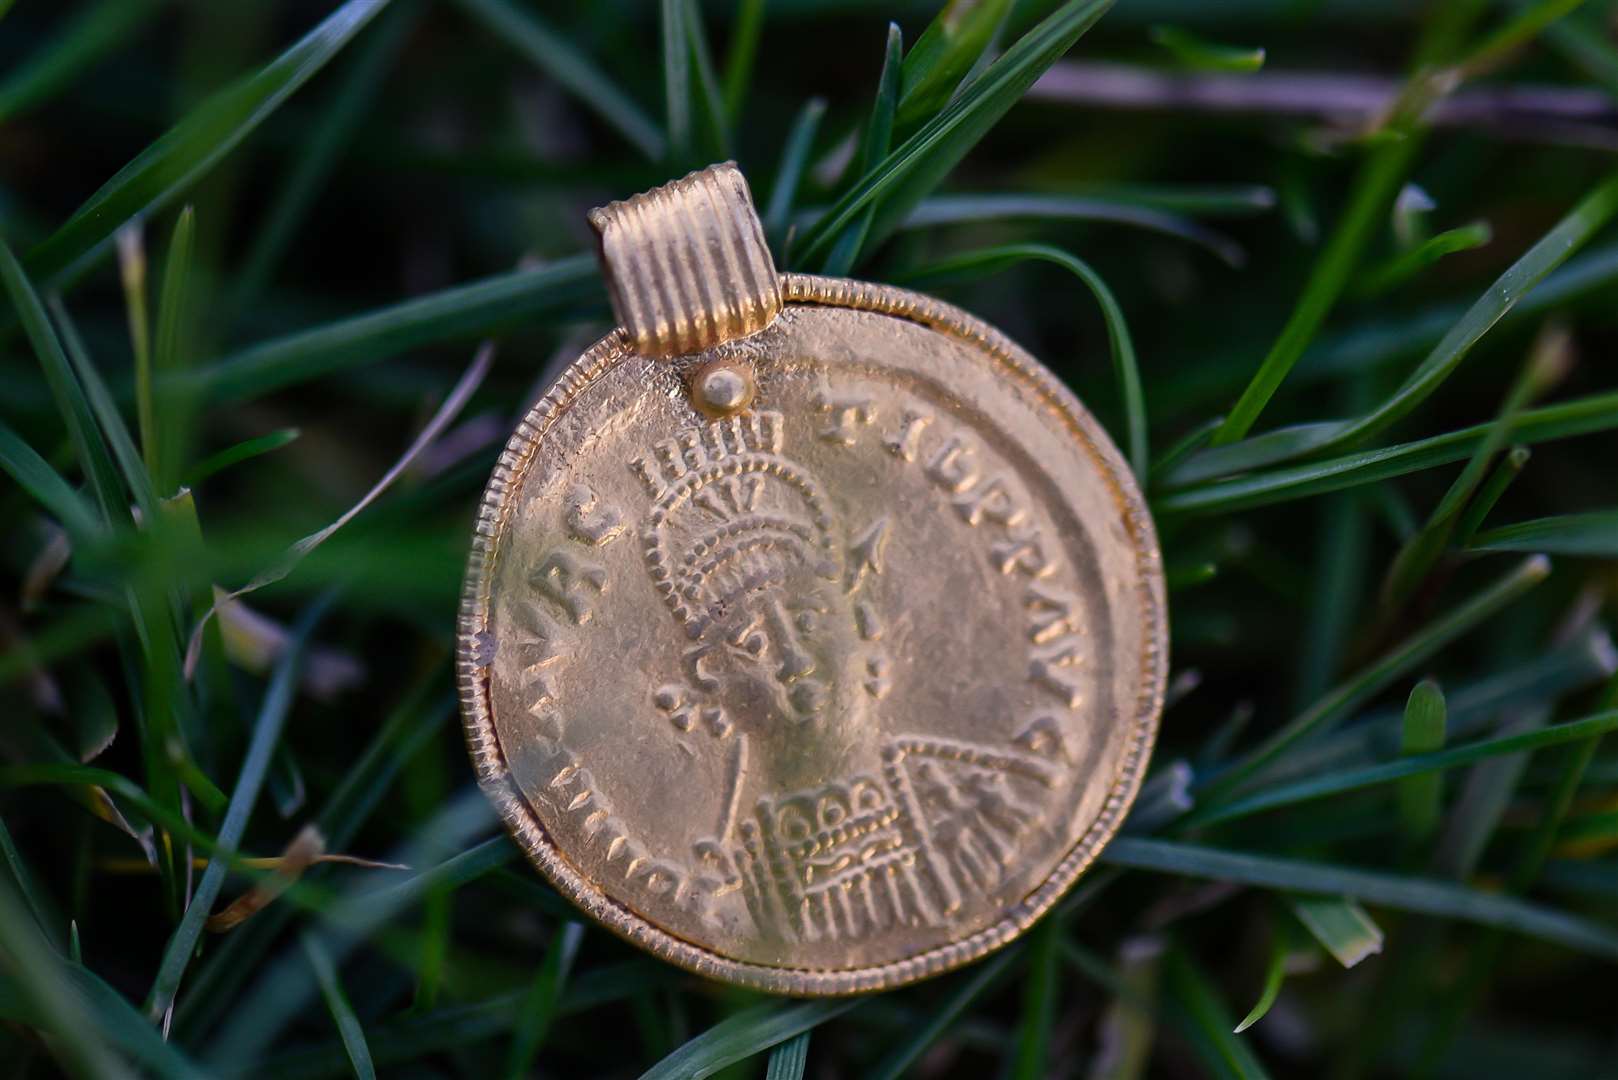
[457,163,1166,994]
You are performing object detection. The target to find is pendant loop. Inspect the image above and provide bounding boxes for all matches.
[588,162,782,358]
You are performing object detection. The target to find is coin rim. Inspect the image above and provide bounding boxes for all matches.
[456,273,1168,996]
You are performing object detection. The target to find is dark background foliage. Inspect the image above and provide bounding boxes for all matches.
[2,0,1618,1076]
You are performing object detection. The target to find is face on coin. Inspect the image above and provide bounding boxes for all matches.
[458,274,1166,995]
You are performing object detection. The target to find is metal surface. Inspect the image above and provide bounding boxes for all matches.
[587,163,782,358]
[458,273,1167,994]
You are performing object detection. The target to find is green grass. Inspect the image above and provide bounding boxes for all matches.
[2,0,1618,1076]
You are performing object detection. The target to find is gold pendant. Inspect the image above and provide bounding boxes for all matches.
[458,163,1166,994]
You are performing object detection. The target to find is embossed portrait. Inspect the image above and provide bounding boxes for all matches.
[626,408,1062,946]
[633,409,888,790]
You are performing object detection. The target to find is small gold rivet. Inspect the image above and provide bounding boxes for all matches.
[695,364,755,417]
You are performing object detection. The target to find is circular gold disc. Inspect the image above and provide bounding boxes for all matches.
[458,274,1167,995]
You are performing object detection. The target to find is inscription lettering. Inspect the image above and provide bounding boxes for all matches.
[547,757,706,914]
[1029,637,1085,709]
[814,380,876,445]
[925,435,981,494]
[565,484,624,546]
[846,517,890,591]
[532,550,607,624]
[952,474,1028,528]
[883,408,933,462]
[1025,582,1081,644]
[989,531,1056,579]
[1013,715,1073,763]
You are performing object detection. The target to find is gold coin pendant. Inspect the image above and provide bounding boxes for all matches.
[458,164,1167,995]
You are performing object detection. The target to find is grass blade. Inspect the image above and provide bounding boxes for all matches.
[0,0,162,122]
[145,595,332,1022]
[151,205,196,496]
[867,947,1018,1080]
[1286,896,1384,967]
[764,1031,810,1080]
[764,98,827,255]
[899,194,1247,266]
[1378,328,1556,615]
[0,234,125,522]
[1190,709,1618,828]
[1328,172,1618,451]
[505,921,585,1079]
[0,420,99,541]
[1154,391,1618,517]
[0,871,156,1079]
[50,296,158,520]
[793,0,1114,265]
[1181,171,1618,479]
[896,0,1014,130]
[1471,510,1618,555]
[1011,917,1059,1080]
[897,242,1147,479]
[1105,838,1618,958]
[453,0,663,160]
[1453,445,1531,547]
[115,224,157,478]
[1232,925,1286,1034]
[183,429,301,487]
[182,254,596,403]
[638,1000,857,1080]
[684,0,730,160]
[662,0,693,165]
[24,0,394,283]
[1149,25,1266,72]
[1210,137,1420,445]
[1197,555,1550,803]
[230,3,420,320]
[1163,947,1273,1079]
[1398,679,1447,853]
[0,816,65,951]
[720,0,765,122]
[301,934,376,1080]
[1353,221,1492,297]
[822,23,903,276]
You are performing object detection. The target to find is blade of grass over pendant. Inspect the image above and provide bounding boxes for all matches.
[897,242,1148,479]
